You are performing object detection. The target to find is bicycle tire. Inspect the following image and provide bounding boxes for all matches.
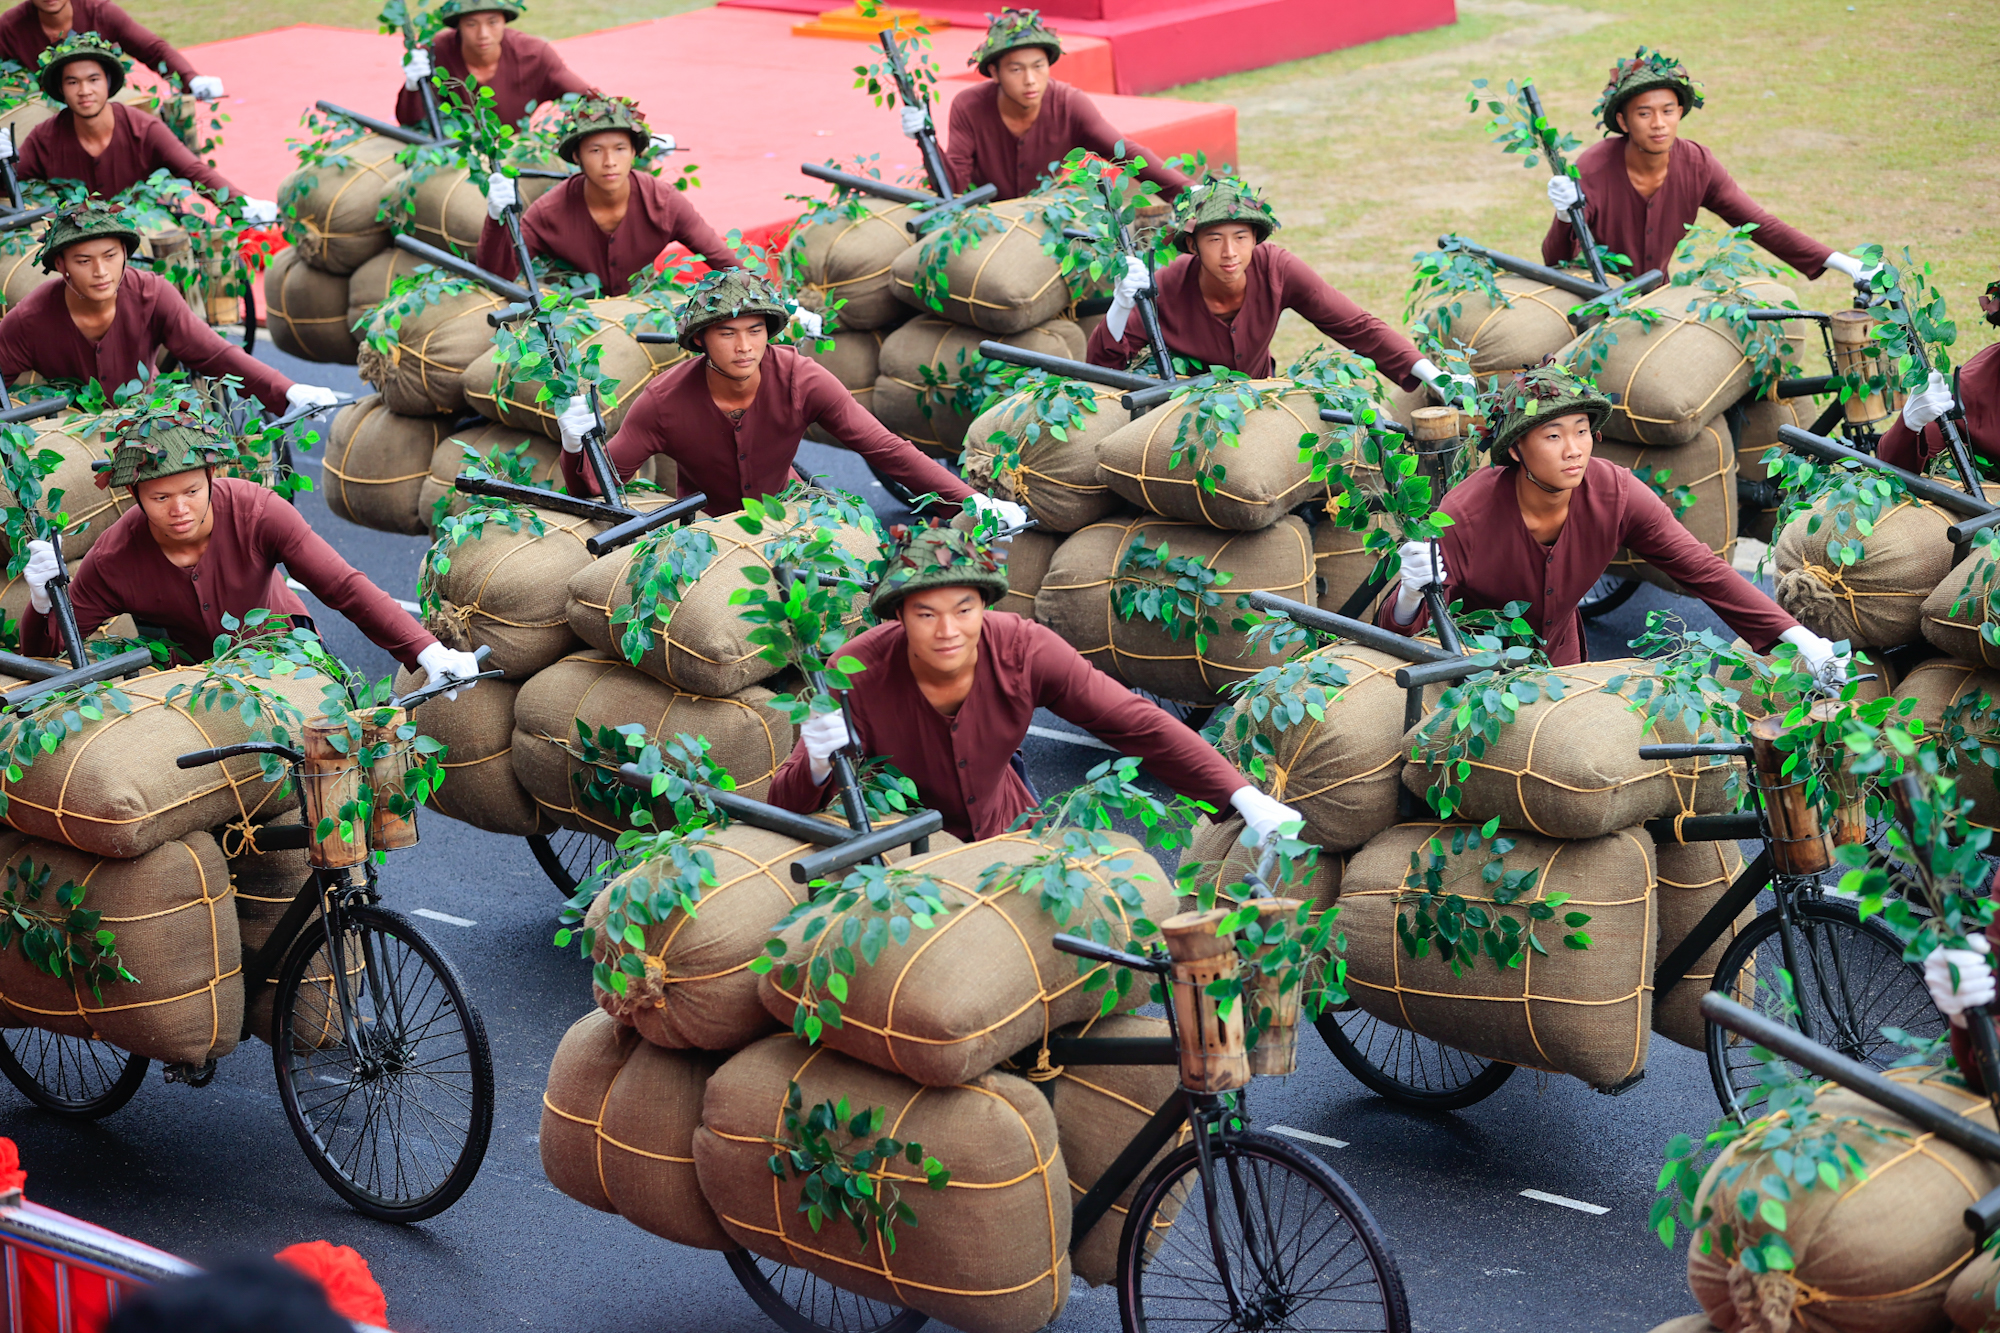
[1578,574,1639,620]
[527,829,609,897]
[0,1030,147,1120]
[1706,896,1941,1120]
[724,1248,928,1333]
[272,904,494,1222]
[1117,1129,1410,1333]
[1316,1008,1515,1110]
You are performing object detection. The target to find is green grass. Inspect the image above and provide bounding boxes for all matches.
[123,0,715,46]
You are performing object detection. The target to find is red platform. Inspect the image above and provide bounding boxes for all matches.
[184,6,1233,255]
[721,0,1460,94]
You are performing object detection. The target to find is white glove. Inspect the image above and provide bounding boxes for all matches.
[791,307,823,339]
[556,395,595,453]
[1228,786,1301,843]
[1391,539,1443,625]
[1824,251,1883,287]
[1902,369,1956,432]
[402,49,433,90]
[1104,255,1148,342]
[970,493,1028,531]
[898,105,927,139]
[285,383,340,411]
[1778,625,1850,692]
[648,133,677,155]
[188,75,225,101]
[484,174,517,221]
[1925,935,1995,1023]
[416,642,484,702]
[801,709,853,786]
[1410,356,1476,399]
[241,197,277,224]
[22,539,57,616]
[1546,174,1581,212]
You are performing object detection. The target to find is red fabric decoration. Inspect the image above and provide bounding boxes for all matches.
[0,1137,26,1194]
[274,1241,387,1326]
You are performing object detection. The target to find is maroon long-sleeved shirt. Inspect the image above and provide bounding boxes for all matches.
[1541,137,1833,281]
[1085,244,1422,386]
[22,478,436,667]
[944,79,1191,203]
[19,102,239,200]
[1879,343,2000,474]
[471,173,739,298]
[767,611,1246,841]
[563,345,973,515]
[0,266,291,411]
[393,28,591,129]
[1376,456,1797,666]
[0,0,195,83]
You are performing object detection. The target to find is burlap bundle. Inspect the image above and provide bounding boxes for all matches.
[1651,839,1750,1051]
[391,665,547,837]
[323,396,447,536]
[1737,394,1817,544]
[890,199,1072,335]
[0,666,321,860]
[0,413,127,564]
[1414,273,1581,374]
[1099,386,1328,529]
[1035,514,1316,705]
[1313,512,1392,618]
[278,134,406,275]
[792,199,920,331]
[693,1035,1072,1333]
[261,247,358,365]
[1341,821,1657,1088]
[0,102,52,156]
[1597,420,1738,591]
[422,503,612,678]
[541,1009,641,1212]
[960,384,1126,532]
[404,165,558,259]
[0,830,240,1067]
[1403,659,1731,839]
[1922,546,2000,668]
[223,820,313,1044]
[0,248,53,313]
[997,528,1060,619]
[511,650,795,838]
[1774,487,1991,651]
[1893,660,2000,828]
[874,316,1086,457]
[1947,1245,2000,1333]
[566,510,876,696]
[465,298,688,438]
[1687,1069,2000,1333]
[758,830,1175,1087]
[804,327,893,446]
[358,286,512,417]
[1181,813,1345,914]
[343,245,428,337]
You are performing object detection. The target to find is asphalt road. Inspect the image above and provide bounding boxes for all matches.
[0,342,1756,1333]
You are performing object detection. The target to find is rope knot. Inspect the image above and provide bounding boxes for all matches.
[1024,1046,1064,1083]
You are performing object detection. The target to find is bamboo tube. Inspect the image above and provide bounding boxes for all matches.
[301,719,368,869]
[1245,897,1306,1077]
[1160,909,1249,1092]
[1749,713,1833,876]
[1809,699,1868,848]
[364,712,420,851]
[1830,310,1899,429]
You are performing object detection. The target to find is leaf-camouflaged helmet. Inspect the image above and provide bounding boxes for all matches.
[1480,362,1612,462]
[556,94,650,164]
[675,269,788,354]
[1171,176,1280,253]
[95,406,225,490]
[36,30,127,102]
[969,8,1063,76]
[437,0,525,25]
[1595,46,1704,136]
[871,522,1010,618]
[35,199,140,272]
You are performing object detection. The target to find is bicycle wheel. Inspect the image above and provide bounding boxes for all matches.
[1707,896,1941,1119]
[0,1030,146,1120]
[528,829,609,897]
[1316,1008,1515,1110]
[1118,1130,1410,1333]
[1578,574,1639,620]
[273,904,494,1222]
[724,1249,928,1333]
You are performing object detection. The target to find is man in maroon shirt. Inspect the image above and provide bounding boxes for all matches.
[1378,363,1841,677]
[1879,282,2000,474]
[0,202,336,414]
[395,0,591,130]
[0,0,216,96]
[1541,48,1866,282]
[18,412,483,690]
[557,269,1004,522]
[768,524,1294,843]
[473,95,737,298]
[918,8,1189,203]
[18,33,274,216]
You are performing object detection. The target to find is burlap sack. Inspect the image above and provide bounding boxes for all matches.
[223,821,313,1044]
[874,316,1086,457]
[391,665,547,837]
[1181,813,1345,914]
[322,396,446,536]
[1403,659,1731,839]
[511,651,795,838]
[358,285,512,417]
[960,384,1126,532]
[1313,511,1392,618]
[418,423,572,528]
[0,413,128,565]
[1099,385,1329,529]
[403,165,558,259]
[1035,514,1316,705]
[464,298,689,438]
[1737,394,1817,544]
[890,198,1072,335]
[261,247,358,365]
[1773,486,1994,651]
[0,830,240,1067]
[997,528,1060,619]
[565,510,877,696]
[793,199,919,331]
[804,326,893,446]
[422,503,613,678]
[540,1008,641,1213]
[694,1035,1072,1333]
[0,666,320,860]
[1651,839,1750,1051]
[0,102,52,157]
[343,245,428,336]
[1341,821,1657,1088]
[1922,546,2000,669]
[1947,1244,2000,1333]
[758,830,1175,1087]
[278,134,406,275]
[0,247,53,313]
[1598,419,1738,592]
[1894,660,2000,828]
[1687,1068,2000,1333]
[1414,273,1580,374]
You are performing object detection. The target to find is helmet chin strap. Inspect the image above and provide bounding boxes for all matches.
[1514,450,1566,495]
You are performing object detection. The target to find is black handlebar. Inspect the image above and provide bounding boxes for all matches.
[1050,933,1168,975]
[1637,743,1755,760]
[175,740,305,770]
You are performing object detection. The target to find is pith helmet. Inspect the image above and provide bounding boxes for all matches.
[557,94,649,164]
[95,409,224,490]
[1481,363,1612,461]
[438,0,524,25]
[870,523,1009,618]
[969,8,1063,76]
[1171,176,1280,253]
[36,31,127,102]
[1595,47,1704,135]
[676,269,788,354]
[35,200,140,272]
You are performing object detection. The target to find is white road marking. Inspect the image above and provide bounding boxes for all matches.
[1266,1124,1349,1149]
[286,576,421,615]
[1519,1189,1608,1215]
[1026,724,1117,752]
[413,908,477,928]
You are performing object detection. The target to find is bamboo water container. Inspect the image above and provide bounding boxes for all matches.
[364,712,420,851]
[302,719,368,869]
[1160,909,1249,1092]
[1245,898,1306,1077]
